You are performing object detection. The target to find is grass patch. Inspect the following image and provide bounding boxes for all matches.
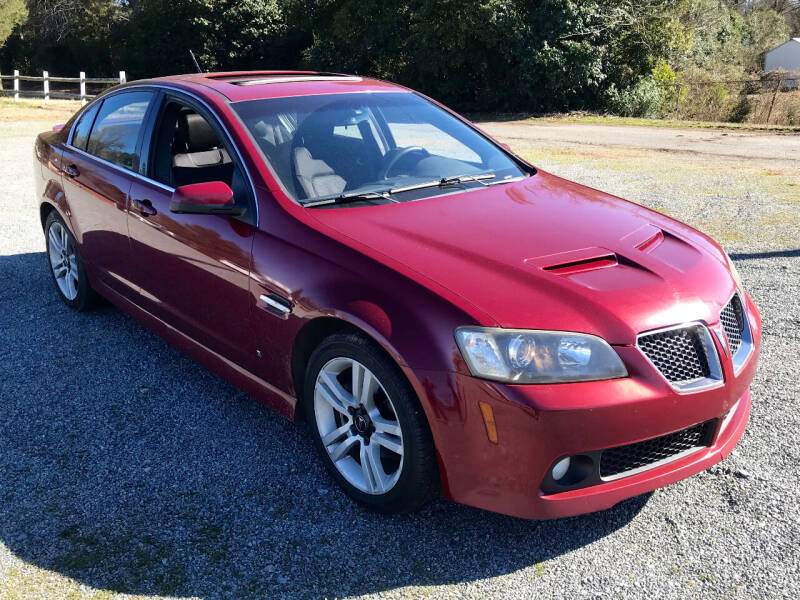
[532,114,800,133]
[473,111,800,133]
[512,141,800,252]
[0,97,81,123]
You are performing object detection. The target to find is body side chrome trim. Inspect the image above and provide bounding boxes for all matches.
[63,145,176,192]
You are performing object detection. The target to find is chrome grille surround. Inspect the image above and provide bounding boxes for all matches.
[637,322,723,393]
[721,291,753,374]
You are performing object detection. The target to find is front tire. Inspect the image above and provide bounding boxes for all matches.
[304,332,438,514]
[45,212,96,311]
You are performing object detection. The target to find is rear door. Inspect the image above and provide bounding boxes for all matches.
[126,93,257,368]
[60,90,156,298]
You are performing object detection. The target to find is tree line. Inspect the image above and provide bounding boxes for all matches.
[1,0,798,114]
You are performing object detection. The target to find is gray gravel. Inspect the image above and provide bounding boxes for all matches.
[1,120,799,599]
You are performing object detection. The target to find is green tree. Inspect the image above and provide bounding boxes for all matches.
[0,0,27,48]
[124,0,287,75]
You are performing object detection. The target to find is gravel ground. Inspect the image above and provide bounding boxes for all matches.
[479,119,800,161]
[0,119,798,600]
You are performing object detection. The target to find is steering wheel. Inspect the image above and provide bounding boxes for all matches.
[379,146,427,180]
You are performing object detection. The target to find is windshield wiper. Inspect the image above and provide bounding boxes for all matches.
[390,173,496,194]
[440,173,496,187]
[303,189,396,208]
[304,173,498,207]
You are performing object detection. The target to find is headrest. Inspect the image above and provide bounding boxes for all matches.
[177,112,220,152]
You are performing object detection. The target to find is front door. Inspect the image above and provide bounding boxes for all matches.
[127,95,257,368]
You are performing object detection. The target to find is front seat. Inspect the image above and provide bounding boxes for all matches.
[171,111,234,187]
[292,146,346,199]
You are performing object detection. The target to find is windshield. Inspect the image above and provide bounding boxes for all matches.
[232,92,529,205]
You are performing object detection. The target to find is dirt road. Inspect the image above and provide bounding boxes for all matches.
[477,119,800,162]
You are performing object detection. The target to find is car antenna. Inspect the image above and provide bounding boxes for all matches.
[189,49,204,74]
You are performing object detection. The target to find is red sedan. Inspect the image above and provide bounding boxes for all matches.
[34,72,760,519]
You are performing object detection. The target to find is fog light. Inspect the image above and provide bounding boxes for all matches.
[551,456,571,480]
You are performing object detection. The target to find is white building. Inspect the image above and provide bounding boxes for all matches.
[765,38,800,85]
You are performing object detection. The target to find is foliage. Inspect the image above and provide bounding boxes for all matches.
[729,95,753,122]
[0,0,796,118]
[606,77,664,117]
[0,0,27,48]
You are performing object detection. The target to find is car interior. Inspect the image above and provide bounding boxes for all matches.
[151,101,248,206]
[251,107,380,200]
[245,100,496,203]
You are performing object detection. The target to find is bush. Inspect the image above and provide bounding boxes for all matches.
[606,77,664,118]
[728,95,752,123]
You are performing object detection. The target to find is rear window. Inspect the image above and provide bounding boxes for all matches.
[86,91,153,170]
[71,103,100,151]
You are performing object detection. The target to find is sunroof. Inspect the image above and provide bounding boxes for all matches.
[207,72,362,86]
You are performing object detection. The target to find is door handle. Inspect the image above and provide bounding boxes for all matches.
[133,198,157,217]
[64,164,80,178]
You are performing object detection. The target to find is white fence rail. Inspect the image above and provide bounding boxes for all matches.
[0,71,126,104]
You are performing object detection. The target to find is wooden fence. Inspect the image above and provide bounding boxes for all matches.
[0,71,127,104]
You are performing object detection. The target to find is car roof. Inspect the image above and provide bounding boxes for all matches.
[140,71,409,103]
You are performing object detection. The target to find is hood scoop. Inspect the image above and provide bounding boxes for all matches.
[623,224,665,254]
[528,245,663,292]
[541,252,618,276]
[529,247,619,276]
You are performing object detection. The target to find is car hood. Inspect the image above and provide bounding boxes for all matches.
[307,171,736,345]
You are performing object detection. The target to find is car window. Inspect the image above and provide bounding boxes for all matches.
[232,92,527,204]
[149,99,251,214]
[86,91,153,170]
[381,113,480,163]
[71,103,100,151]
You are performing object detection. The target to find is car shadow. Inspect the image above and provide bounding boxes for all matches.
[0,252,650,599]
[729,249,800,260]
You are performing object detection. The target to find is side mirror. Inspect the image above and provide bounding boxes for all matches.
[170,181,243,216]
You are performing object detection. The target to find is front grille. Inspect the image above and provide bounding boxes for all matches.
[638,325,711,385]
[720,294,745,355]
[600,421,713,478]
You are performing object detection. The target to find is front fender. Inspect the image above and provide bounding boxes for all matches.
[248,204,477,417]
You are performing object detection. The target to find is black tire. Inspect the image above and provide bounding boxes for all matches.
[303,331,439,514]
[44,211,98,311]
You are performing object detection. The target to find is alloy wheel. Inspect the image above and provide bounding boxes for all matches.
[313,357,404,495]
[47,221,79,301]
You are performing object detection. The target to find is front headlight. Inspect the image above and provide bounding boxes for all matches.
[723,250,743,290]
[455,327,627,384]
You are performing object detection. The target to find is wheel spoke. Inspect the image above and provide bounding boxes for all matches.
[329,434,359,462]
[360,442,386,494]
[372,432,403,456]
[48,227,63,254]
[317,371,356,415]
[60,226,69,252]
[370,411,401,436]
[352,362,377,407]
[53,263,67,278]
[321,423,351,447]
[65,271,77,298]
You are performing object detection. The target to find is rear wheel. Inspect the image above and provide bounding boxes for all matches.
[304,332,438,513]
[45,212,96,311]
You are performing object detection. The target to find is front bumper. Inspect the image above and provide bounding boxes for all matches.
[409,294,760,520]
